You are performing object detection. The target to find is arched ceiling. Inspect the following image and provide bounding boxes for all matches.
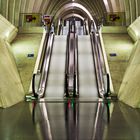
[0,0,140,26]
[44,0,106,21]
[53,2,95,21]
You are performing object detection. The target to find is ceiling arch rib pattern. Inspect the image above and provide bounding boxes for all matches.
[129,0,136,23]
[47,0,69,15]
[39,0,50,14]
[59,9,87,20]
[111,0,119,12]
[103,0,113,12]
[54,2,97,21]
[58,9,89,23]
[20,0,26,13]
[47,0,106,21]
[63,13,85,20]
[103,0,124,12]
[137,0,140,16]
[90,0,103,17]
[103,0,126,12]
[14,0,21,26]
[24,0,30,13]
[32,0,43,13]
[8,0,15,23]
[27,0,35,13]
[0,0,140,26]
[123,0,138,25]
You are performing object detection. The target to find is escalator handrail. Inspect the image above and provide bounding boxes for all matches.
[95,31,110,97]
[90,21,110,98]
[92,33,110,98]
[33,32,54,98]
[37,32,49,73]
[32,73,37,97]
[90,32,104,98]
[65,21,78,97]
[37,17,55,73]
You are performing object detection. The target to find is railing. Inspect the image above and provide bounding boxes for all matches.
[32,32,54,98]
[83,20,88,35]
[75,35,79,96]
[65,21,79,97]
[37,32,50,73]
[90,21,110,98]
[57,19,63,35]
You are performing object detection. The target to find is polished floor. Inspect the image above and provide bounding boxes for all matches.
[5,31,139,140]
[0,101,140,140]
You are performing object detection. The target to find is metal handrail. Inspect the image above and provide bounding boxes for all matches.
[65,32,76,96]
[33,33,54,98]
[90,32,104,98]
[58,24,62,35]
[37,32,49,73]
[36,18,55,73]
[83,20,88,35]
[65,21,78,97]
[96,31,110,97]
[90,21,110,98]
[74,34,79,96]
[65,33,70,97]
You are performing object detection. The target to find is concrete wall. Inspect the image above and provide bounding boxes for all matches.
[118,41,140,108]
[0,14,25,108]
[0,14,18,43]
[118,17,140,108]
[0,39,25,108]
[127,16,140,42]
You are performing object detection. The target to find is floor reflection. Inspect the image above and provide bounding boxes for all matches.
[104,102,140,140]
[119,102,140,140]
[0,101,139,140]
[32,100,110,140]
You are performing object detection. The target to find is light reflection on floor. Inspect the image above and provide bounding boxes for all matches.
[0,100,140,140]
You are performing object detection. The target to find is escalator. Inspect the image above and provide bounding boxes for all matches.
[78,35,98,98]
[45,35,67,99]
[34,22,97,99]
[27,20,110,140]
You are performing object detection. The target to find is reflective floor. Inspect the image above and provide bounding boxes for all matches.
[0,101,140,140]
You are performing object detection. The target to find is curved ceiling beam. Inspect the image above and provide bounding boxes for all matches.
[48,0,106,19]
[58,8,88,19]
[62,13,85,21]
[54,2,94,20]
